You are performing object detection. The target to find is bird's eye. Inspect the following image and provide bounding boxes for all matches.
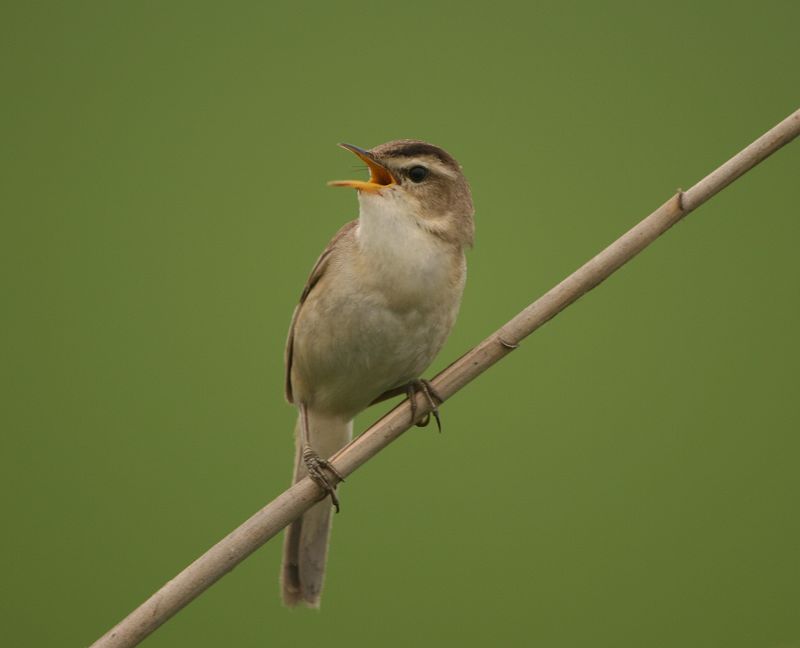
[407,166,429,183]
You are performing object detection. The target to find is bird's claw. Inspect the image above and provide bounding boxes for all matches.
[302,444,344,513]
[407,379,444,432]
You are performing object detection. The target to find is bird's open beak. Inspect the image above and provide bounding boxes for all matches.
[328,143,397,192]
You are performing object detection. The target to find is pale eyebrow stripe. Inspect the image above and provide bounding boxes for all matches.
[390,156,458,179]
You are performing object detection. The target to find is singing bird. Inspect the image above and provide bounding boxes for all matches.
[281,140,475,607]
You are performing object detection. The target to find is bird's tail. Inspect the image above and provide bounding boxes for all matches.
[281,410,352,608]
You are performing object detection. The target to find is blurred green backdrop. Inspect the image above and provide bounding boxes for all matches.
[2,1,799,646]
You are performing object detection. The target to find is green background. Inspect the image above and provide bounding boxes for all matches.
[2,2,798,646]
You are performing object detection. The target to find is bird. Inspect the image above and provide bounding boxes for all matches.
[280,139,475,607]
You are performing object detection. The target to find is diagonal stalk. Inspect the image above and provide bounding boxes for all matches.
[91,108,800,648]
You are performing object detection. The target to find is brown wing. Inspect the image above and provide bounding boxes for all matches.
[284,220,357,404]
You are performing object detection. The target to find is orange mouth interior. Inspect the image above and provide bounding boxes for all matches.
[328,144,397,192]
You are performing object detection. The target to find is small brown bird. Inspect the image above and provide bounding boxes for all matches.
[281,140,475,607]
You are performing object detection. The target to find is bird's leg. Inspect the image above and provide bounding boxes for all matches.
[299,403,345,512]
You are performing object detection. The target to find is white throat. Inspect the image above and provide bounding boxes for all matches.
[355,192,451,299]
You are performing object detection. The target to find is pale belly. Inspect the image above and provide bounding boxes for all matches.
[290,279,459,417]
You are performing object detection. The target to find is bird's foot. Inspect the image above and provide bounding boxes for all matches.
[302,444,345,513]
[406,379,443,432]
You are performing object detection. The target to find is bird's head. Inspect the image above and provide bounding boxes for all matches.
[329,139,474,248]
